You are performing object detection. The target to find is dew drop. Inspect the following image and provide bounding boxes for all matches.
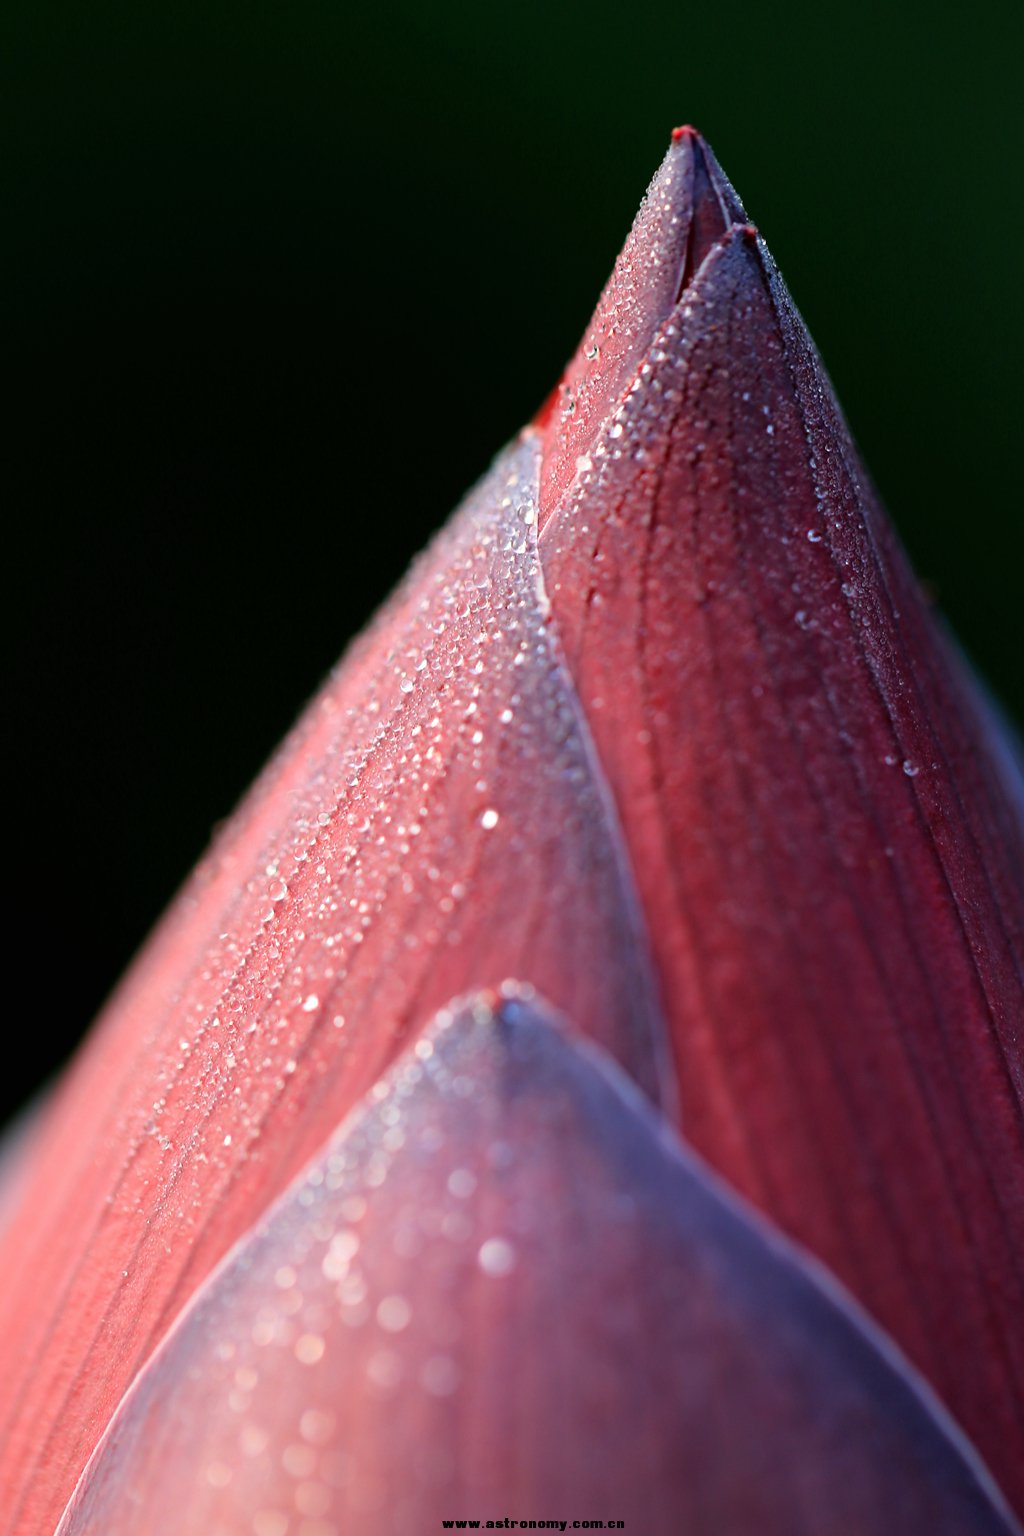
[422,1354,460,1397]
[478,1237,517,1277]
[376,1295,412,1333]
[295,1334,326,1365]
[447,1168,477,1199]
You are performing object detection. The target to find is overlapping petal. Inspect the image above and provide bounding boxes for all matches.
[536,126,745,524]
[0,127,1020,1533]
[0,440,670,1534]
[535,143,1024,1507]
[58,993,1017,1536]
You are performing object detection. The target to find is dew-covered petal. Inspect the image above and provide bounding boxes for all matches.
[537,141,1024,1508]
[0,438,669,1534]
[536,124,745,526]
[57,992,1017,1536]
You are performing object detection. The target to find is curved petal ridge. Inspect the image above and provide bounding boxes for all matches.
[58,989,1017,1536]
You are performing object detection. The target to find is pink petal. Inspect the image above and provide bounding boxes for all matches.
[0,439,670,1533]
[6,126,1022,1529]
[536,124,745,527]
[536,137,1024,1508]
[0,1094,45,1244]
[58,993,1016,1536]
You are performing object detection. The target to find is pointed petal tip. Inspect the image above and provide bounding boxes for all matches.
[533,128,1024,1518]
[708,218,762,255]
[537,126,749,521]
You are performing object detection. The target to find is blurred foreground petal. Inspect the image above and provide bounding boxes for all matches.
[58,993,1017,1536]
[536,137,1024,1506]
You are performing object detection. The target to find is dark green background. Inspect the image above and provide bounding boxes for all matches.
[6,0,1022,1123]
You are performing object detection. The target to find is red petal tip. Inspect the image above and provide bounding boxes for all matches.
[536,126,747,523]
[534,142,1024,1517]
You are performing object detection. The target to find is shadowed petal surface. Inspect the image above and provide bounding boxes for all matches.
[0,439,669,1534]
[58,993,1017,1536]
[537,141,1024,1508]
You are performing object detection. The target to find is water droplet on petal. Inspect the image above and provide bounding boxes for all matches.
[294,1334,325,1365]
[376,1295,412,1333]
[477,1237,517,1277]
[422,1354,460,1396]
